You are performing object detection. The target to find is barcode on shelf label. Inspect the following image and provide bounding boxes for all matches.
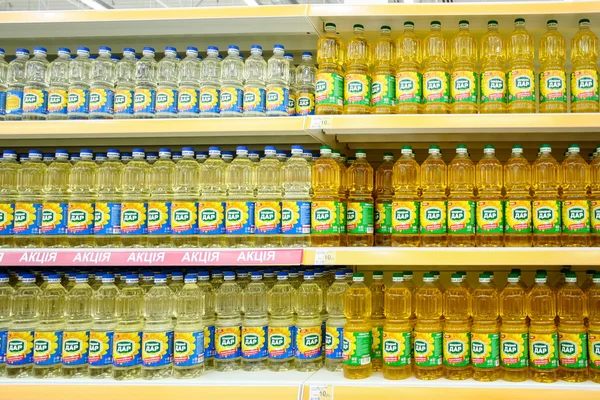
[309,116,332,130]
[313,249,336,266]
[309,385,333,400]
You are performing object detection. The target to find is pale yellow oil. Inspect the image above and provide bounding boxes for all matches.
[499,273,529,382]
[442,274,472,380]
[295,273,323,372]
[311,146,340,247]
[343,273,372,379]
[480,20,507,114]
[447,145,475,247]
[507,19,535,113]
[532,145,562,247]
[420,146,447,247]
[267,274,296,372]
[255,148,282,248]
[414,274,443,380]
[539,20,567,113]
[113,276,144,380]
[121,152,150,248]
[504,145,533,247]
[592,148,600,247]
[476,145,504,247]
[471,274,500,381]
[316,23,344,115]
[90,275,119,378]
[0,153,18,248]
[346,151,373,247]
[199,149,226,248]
[34,277,66,378]
[383,273,412,380]
[326,272,349,372]
[148,151,175,248]
[68,152,98,248]
[570,19,599,113]
[15,153,46,248]
[422,21,449,114]
[528,274,558,383]
[63,277,93,378]
[395,22,422,114]
[42,153,70,248]
[369,272,385,371]
[333,151,347,246]
[375,153,394,246]
[96,152,123,248]
[173,150,201,248]
[392,147,420,247]
[561,145,590,247]
[372,26,395,115]
[587,275,600,383]
[344,24,371,115]
[450,21,477,114]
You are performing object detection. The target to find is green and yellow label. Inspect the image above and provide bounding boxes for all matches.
[558,332,587,369]
[383,330,411,367]
[375,202,392,234]
[477,200,504,234]
[529,332,559,370]
[562,200,590,234]
[480,70,506,104]
[392,201,419,234]
[443,331,471,367]
[371,74,395,107]
[592,200,600,234]
[315,72,344,107]
[396,71,422,104]
[423,71,450,104]
[420,201,446,234]
[343,330,371,367]
[451,71,478,104]
[571,69,599,103]
[371,326,383,360]
[311,201,339,234]
[505,200,532,234]
[508,68,535,103]
[414,331,442,367]
[533,200,561,234]
[540,70,566,104]
[471,332,500,369]
[447,200,475,234]
[588,333,600,369]
[346,201,374,235]
[501,332,529,368]
[344,74,371,107]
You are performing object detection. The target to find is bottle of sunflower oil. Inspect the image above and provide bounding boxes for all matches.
[371,26,395,114]
[121,149,150,248]
[402,271,417,332]
[332,150,347,246]
[315,22,344,115]
[343,24,371,115]
[592,145,600,247]
[265,45,290,117]
[581,269,597,293]
[214,271,241,371]
[414,273,443,380]
[420,145,447,247]
[343,273,372,379]
[450,21,478,114]
[504,145,532,247]
[67,149,98,248]
[155,47,179,119]
[95,149,123,248]
[171,147,201,248]
[241,272,268,371]
[237,270,250,291]
[197,271,215,370]
[33,274,66,378]
[255,146,282,247]
[587,273,600,383]
[346,150,374,247]
[267,272,296,372]
[199,46,221,118]
[0,150,18,248]
[561,144,591,247]
[326,271,349,372]
[148,149,174,248]
[62,274,92,378]
[539,20,567,113]
[295,271,323,372]
[480,20,507,113]
[281,145,311,247]
[471,273,500,381]
[314,269,329,353]
[89,46,116,119]
[423,21,450,114]
[133,47,158,119]
[557,272,588,382]
[15,150,46,248]
[22,46,49,120]
[242,45,267,117]
[395,22,422,114]
[528,272,559,383]
[173,274,204,378]
[499,272,529,382]
[370,271,385,372]
[41,150,70,248]
[295,52,317,116]
[0,273,15,376]
[199,147,226,248]
[392,146,420,247]
[571,19,599,113]
[311,146,341,247]
[532,144,562,247]
[113,274,144,380]
[140,271,154,293]
[382,273,412,380]
[476,145,504,247]
[89,273,119,378]
[447,145,475,247]
[375,153,394,246]
[507,18,535,113]
[442,273,472,380]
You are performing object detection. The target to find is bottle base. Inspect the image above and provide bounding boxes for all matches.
[113,366,141,380]
[392,235,421,247]
[558,367,588,382]
[383,365,412,380]
[242,358,267,371]
[473,368,500,382]
[214,358,241,371]
[7,365,32,378]
[173,365,204,379]
[448,235,475,247]
[347,234,374,247]
[142,365,173,380]
[501,367,528,382]
[296,358,323,372]
[504,235,532,247]
[414,366,443,380]
[530,369,558,383]
[268,358,295,372]
[33,365,62,379]
[325,358,343,372]
[62,365,88,378]
[343,364,372,379]
[444,366,472,380]
[374,234,391,247]
[89,366,112,379]
[475,235,504,247]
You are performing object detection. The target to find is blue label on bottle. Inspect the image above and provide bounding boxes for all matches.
[0,203,14,235]
[34,330,63,366]
[89,331,114,367]
[67,202,95,235]
[0,90,6,116]
[22,88,48,115]
[171,202,197,235]
[0,329,7,363]
[94,202,121,235]
[215,326,241,360]
[148,201,171,235]
[266,87,289,115]
[121,202,148,235]
[6,89,23,116]
[41,202,67,235]
[198,201,226,235]
[7,330,34,365]
[14,202,42,235]
[142,331,174,367]
[134,88,156,115]
[204,325,215,359]
[156,88,178,115]
[174,330,204,367]
[113,331,142,367]
[177,88,199,115]
[241,326,268,360]
[268,326,296,360]
[220,87,243,115]
[48,89,68,115]
[89,88,114,116]
[255,201,282,235]
[226,201,255,235]
[295,326,322,360]
[67,88,90,115]
[62,330,90,366]
[114,89,134,116]
[282,201,311,235]
[243,87,266,114]
[325,326,344,360]
[199,88,220,115]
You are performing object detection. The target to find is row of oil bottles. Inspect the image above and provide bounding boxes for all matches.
[315,18,600,115]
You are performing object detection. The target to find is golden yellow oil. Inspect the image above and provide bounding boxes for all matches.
[392,147,420,247]
[316,22,344,115]
[420,146,447,247]
[422,21,449,114]
[570,19,599,113]
[539,20,567,114]
[375,153,394,246]
[311,146,340,247]
[587,273,600,383]
[507,18,535,113]
[395,21,422,114]
[561,144,590,247]
[447,145,475,247]
[346,150,373,247]
[343,273,372,379]
[372,26,395,115]
[476,145,504,247]
[370,272,386,371]
[471,273,500,381]
[333,151,347,246]
[480,20,507,114]
[528,273,558,383]
[383,273,412,380]
[500,273,529,381]
[592,146,600,247]
[414,273,443,380]
[450,21,477,114]
[442,273,472,380]
[344,24,371,115]
[504,145,533,247]
[532,145,562,247]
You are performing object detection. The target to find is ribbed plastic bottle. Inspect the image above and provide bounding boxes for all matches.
[499,272,529,382]
[114,48,136,118]
[442,273,472,380]
[198,46,221,118]
[532,144,562,247]
[311,146,341,246]
[173,274,204,378]
[539,20,567,113]
[267,271,296,371]
[295,52,316,116]
[423,21,449,114]
[147,149,175,248]
[447,144,476,247]
[285,53,296,116]
[370,271,385,372]
[220,46,244,117]
[381,273,412,380]
[121,149,150,248]
[243,45,267,117]
[265,45,289,117]
[342,273,372,379]
[480,21,507,113]
[42,149,70,248]
[0,272,14,375]
[0,48,9,121]
[371,26,395,114]
[214,271,242,371]
[587,273,600,383]
[176,46,201,118]
[95,149,123,247]
[5,48,29,120]
[225,146,255,247]
[89,46,116,119]
[421,145,448,247]
[315,22,344,115]
[414,273,443,380]
[395,22,422,114]
[171,147,200,248]
[133,47,158,119]
[325,271,348,372]
[333,151,348,246]
[450,21,478,114]
[561,144,591,247]
[241,272,268,371]
[67,149,98,248]
[592,145,600,247]
[375,153,394,246]
[154,47,179,118]
[571,19,599,113]
[67,47,92,120]
[392,146,420,247]
[504,145,533,247]
[344,24,371,115]
[113,274,144,380]
[255,146,282,247]
[282,145,311,247]
[471,273,500,381]
[197,271,215,370]
[15,150,46,248]
[0,150,18,247]
[476,145,505,247]
[295,271,323,372]
[46,48,71,119]
[346,150,374,247]
[62,274,92,378]
[89,273,119,378]
[198,147,226,247]
[507,19,535,113]
[22,46,49,120]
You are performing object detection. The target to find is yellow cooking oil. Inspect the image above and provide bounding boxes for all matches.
[532,144,562,247]
[528,272,559,383]
[383,272,412,380]
[450,20,478,114]
[557,272,588,382]
[268,272,296,372]
[471,273,500,381]
[570,19,599,113]
[443,273,472,380]
[499,272,529,382]
[226,146,256,248]
[423,21,450,114]
[539,20,567,113]
[561,144,591,247]
[375,153,394,246]
[172,148,201,248]
[372,26,395,114]
[447,144,475,247]
[198,147,226,248]
[480,20,507,114]
[420,145,448,247]
[592,145,600,247]
[588,273,600,383]
[113,274,144,380]
[507,18,535,113]
[344,24,371,115]
[255,146,282,248]
[370,271,385,371]
[42,150,70,248]
[504,145,533,247]
[476,145,504,247]
[63,274,93,378]
[326,271,349,372]
[311,146,340,247]
[343,273,372,379]
[90,274,120,378]
[68,150,98,248]
[295,271,323,372]
[346,150,373,247]
[395,21,422,114]
[392,146,420,247]
[333,150,347,246]
[148,149,175,248]
[315,22,344,115]
[414,273,443,380]
[0,150,18,248]
[15,150,46,248]
[121,149,150,248]
[95,150,123,248]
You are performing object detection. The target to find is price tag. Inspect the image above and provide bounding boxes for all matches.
[309,385,333,400]
[313,249,336,266]
[309,116,333,130]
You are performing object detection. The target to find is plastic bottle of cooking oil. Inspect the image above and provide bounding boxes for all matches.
[89,274,119,378]
[421,145,447,247]
[375,153,394,246]
[316,23,344,115]
[0,150,18,248]
[539,20,567,113]
[89,46,116,119]
[402,271,417,332]
[255,146,282,247]
[447,145,475,247]
[15,150,46,248]
[392,146,420,247]
[414,273,443,380]
[561,144,590,247]
[370,271,385,372]
[62,274,92,378]
[41,149,70,248]
[480,21,507,113]
[67,150,98,248]
[171,147,200,248]
[147,149,174,248]
[423,21,450,114]
[532,145,562,247]
[242,45,267,117]
[199,46,221,118]
[113,274,144,380]
[476,145,504,247]
[219,46,244,117]
[199,147,226,248]
[267,272,296,371]
[442,273,472,380]
[588,273,600,383]
[225,146,255,248]
[333,151,347,246]
[343,273,372,379]
[33,274,66,378]
[499,272,529,382]
[371,26,395,114]
[114,48,136,119]
[197,271,215,370]
[155,47,178,118]
[295,52,317,116]
[450,21,478,114]
[265,45,290,117]
[214,271,241,371]
[0,273,15,376]
[22,47,49,120]
[382,273,411,380]
[46,48,70,119]
[241,272,268,371]
[295,271,323,372]
[311,146,341,246]
[571,19,599,113]
[285,53,296,116]
[133,47,158,119]
[471,273,500,381]
[326,271,348,372]
[281,145,311,247]
[95,149,123,247]
[507,19,535,113]
[121,149,150,248]
[528,272,559,383]
[592,145,600,247]
[173,274,204,378]
[346,150,374,246]
[504,145,532,247]
[395,21,422,114]
[314,269,329,354]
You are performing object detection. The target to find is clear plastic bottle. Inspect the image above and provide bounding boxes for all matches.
[476,145,504,247]
[333,151,348,246]
[265,45,289,117]
[285,53,296,116]
[420,145,448,247]
[539,20,567,113]
[346,150,374,247]
[311,146,341,246]
[587,273,600,383]
[174,274,204,378]
[500,272,529,382]
[241,272,268,371]
[374,153,393,246]
[63,274,93,378]
[442,273,472,380]
[89,273,119,378]
[5,48,29,120]
[471,273,500,381]
[133,47,158,119]
[316,22,344,115]
[113,274,144,380]
[243,45,267,117]
[532,144,562,247]
[295,52,317,116]
[370,271,386,372]
[0,150,18,247]
[67,149,98,248]
[371,26,395,114]
[114,48,136,118]
[15,150,46,248]
[447,144,476,247]
[89,46,116,119]
[226,146,256,248]
[561,144,590,247]
[0,272,14,376]
[267,272,295,371]
[450,21,478,114]
[423,21,450,114]
[220,46,244,117]
[22,47,49,120]
[344,24,371,115]
[155,47,178,118]
[395,22,422,113]
[295,271,323,372]
[199,46,221,118]
[392,146,420,247]
[199,147,226,248]
[255,146,282,247]
[0,48,8,121]
[171,147,200,247]
[177,46,201,118]
[121,149,150,248]
[67,47,92,120]
[571,19,599,113]
[282,145,311,247]
[147,149,174,248]
[414,273,443,380]
[47,48,71,119]
[42,149,70,248]
[343,273,372,379]
[507,18,535,113]
[95,149,123,247]
[480,21,506,113]
[382,273,412,380]
[325,271,349,372]
[504,145,532,247]
[214,271,242,371]
[197,271,215,370]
